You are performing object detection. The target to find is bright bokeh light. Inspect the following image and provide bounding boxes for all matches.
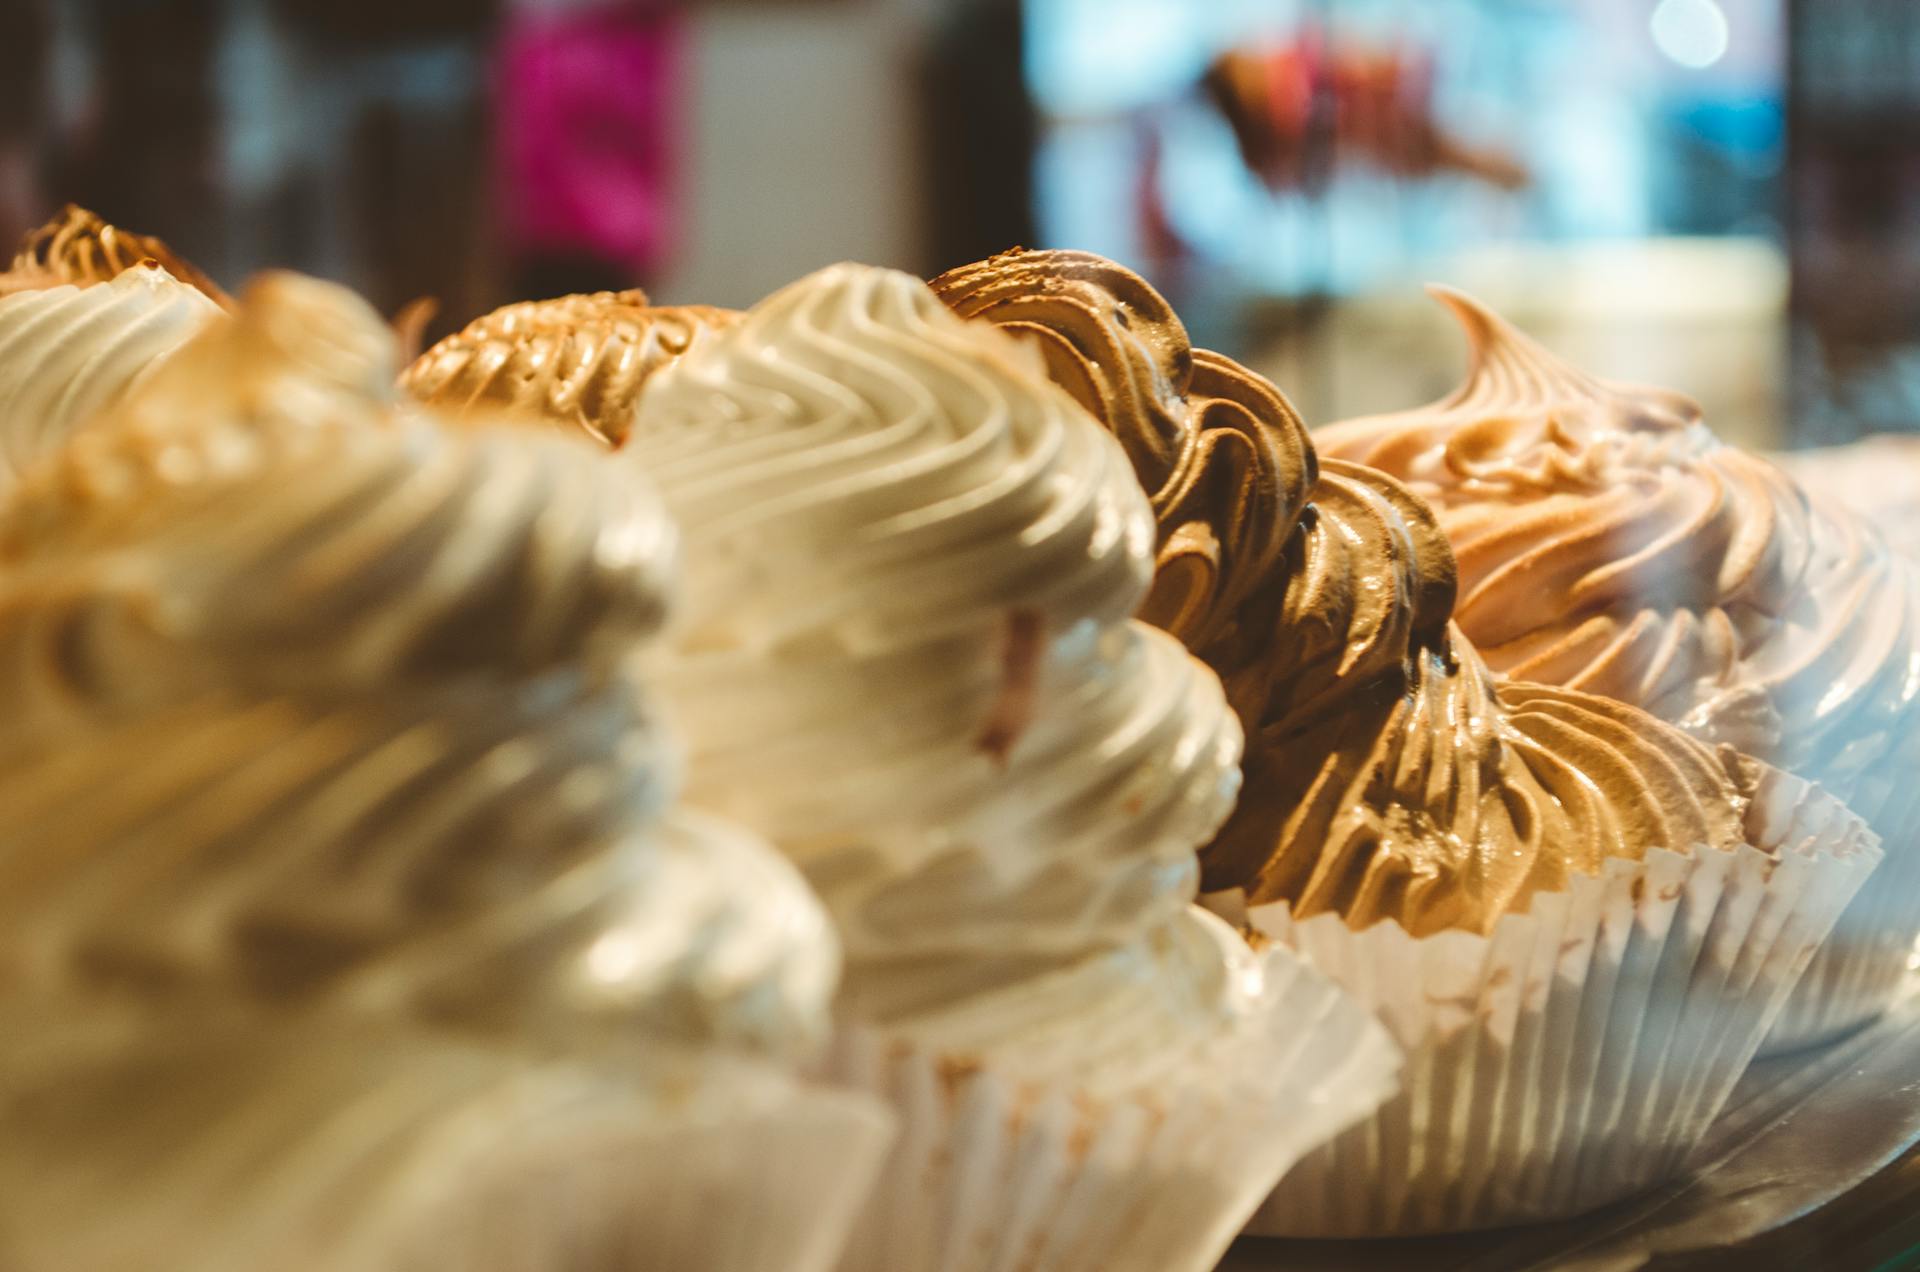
[585,930,644,984]
[1650,0,1731,70]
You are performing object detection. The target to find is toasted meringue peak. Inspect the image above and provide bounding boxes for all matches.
[5,203,232,308]
[1320,289,1920,844]
[403,290,740,445]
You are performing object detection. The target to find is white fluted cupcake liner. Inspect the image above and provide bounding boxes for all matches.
[823,922,1400,1272]
[1219,767,1877,1237]
[0,1002,896,1272]
[1762,777,1920,1055]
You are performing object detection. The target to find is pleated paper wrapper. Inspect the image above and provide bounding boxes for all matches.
[1218,766,1879,1237]
[1762,774,1920,1055]
[0,1004,897,1272]
[823,923,1401,1272]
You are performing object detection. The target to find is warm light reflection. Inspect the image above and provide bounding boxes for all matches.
[585,929,646,984]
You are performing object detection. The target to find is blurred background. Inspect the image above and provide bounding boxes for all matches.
[2,0,1914,447]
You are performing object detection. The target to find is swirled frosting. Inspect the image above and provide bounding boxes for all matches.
[0,264,225,492]
[625,262,1245,1020]
[401,291,740,446]
[1210,459,1749,934]
[0,273,669,734]
[1318,290,1920,831]
[0,694,833,1057]
[3,204,232,306]
[932,250,1312,726]
[933,250,1761,937]
[0,270,837,1058]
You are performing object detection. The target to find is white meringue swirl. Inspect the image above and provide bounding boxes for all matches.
[0,272,837,1059]
[627,263,1244,1021]
[0,264,223,493]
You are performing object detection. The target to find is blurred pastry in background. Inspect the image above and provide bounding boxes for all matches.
[0,270,890,1272]
[402,289,738,445]
[4,202,232,305]
[1203,41,1527,194]
[932,247,1876,1235]
[0,206,226,493]
[1320,288,1920,1053]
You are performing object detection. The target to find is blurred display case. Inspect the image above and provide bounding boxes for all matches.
[1023,0,1793,437]
[1788,0,1920,442]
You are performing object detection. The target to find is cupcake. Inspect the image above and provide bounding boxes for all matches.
[624,263,1400,1272]
[930,249,1879,1233]
[402,289,739,444]
[0,272,892,1270]
[1318,289,1920,1052]
[0,209,227,493]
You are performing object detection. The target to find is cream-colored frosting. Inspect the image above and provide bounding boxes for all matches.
[626,263,1244,1023]
[0,276,669,742]
[1319,289,1920,833]
[880,905,1270,1088]
[0,271,837,1059]
[0,990,855,1272]
[0,265,224,492]
[0,694,833,1058]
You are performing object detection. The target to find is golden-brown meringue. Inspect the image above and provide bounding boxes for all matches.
[402,290,739,445]
[1318,290,1920,835]
[933,250,1759,936]
[4,203,232,308]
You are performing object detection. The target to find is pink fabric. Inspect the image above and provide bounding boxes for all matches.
[496,3,684,272]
